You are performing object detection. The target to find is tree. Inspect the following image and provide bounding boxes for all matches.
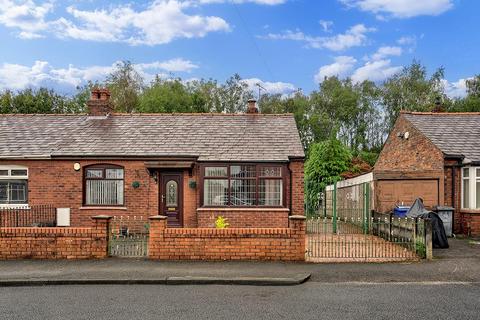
[219,74,253,113]
[0,88,81,114]
[381,61,446,131]
[105,61,143,113]
[304,136,352,208]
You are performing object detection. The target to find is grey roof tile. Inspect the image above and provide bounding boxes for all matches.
[0,113,304,161]
[403,112,480,162]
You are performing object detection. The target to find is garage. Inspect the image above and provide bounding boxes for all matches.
[375,179,439,213]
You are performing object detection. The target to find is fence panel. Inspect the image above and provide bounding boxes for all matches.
[0,205,56,227]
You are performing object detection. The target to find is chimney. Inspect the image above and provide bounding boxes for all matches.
[432,96,445,113]
[87,88,113,116]
[246,99,259,114]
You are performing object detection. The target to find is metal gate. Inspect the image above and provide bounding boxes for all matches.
[109,216,149,258]
[305,181,425,262]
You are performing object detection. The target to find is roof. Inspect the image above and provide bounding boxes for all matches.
[0,113,304,162]
[402,112,480,162]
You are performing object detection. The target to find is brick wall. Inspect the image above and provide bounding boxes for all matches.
[374,114,445,175]
[0,216,109,259]
[196,208,289,228]
[148,215,306,261]
[0,159,159,227]
[289,160,305,216]
[373,114,445,212]
[0,159,304,228]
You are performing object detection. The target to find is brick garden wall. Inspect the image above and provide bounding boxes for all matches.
[196,208,290,228]
[0,216,110,260]
[148,215,306,261]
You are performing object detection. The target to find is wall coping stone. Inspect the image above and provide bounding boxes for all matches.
[149,215,168,220]
[289,215,306,220]
[91,215,113,220]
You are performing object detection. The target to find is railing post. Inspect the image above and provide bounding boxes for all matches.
[424,218,433,260]
[332,180,337,234]
[363,182,370,234]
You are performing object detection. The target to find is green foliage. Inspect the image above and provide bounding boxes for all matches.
[215,216,230,229]
[305,136,352,206]
[381,60,446,131]
[105,61,143,113]
[416,241,426,259]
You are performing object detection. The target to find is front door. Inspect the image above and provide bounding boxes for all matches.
[160,172,183,227]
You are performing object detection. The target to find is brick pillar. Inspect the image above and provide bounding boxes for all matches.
[148,215,168,259]
[91,215,112,259]
[289,215,306,261]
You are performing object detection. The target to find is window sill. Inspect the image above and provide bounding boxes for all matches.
[460,209,480,215]
[197,207,289,212]
[79,206,128,210]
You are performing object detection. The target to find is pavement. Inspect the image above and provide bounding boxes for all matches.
[1,283,480,319]
[0,238,478,286]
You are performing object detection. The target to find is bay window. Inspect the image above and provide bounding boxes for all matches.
[203,164,284,207]
[84,165,124,206]
[461,166,480,209]
[0,166,28,206]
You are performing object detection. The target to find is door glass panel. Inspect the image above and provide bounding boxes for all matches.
[166,180,178,207]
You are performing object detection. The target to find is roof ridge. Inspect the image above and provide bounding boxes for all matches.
[402,111,480,115]
[0,112,294,117]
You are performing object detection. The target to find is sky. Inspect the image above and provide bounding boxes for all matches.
[0,0,478,98]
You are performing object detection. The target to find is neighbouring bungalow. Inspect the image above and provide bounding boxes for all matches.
[373,111,480,237]
[0,88,305,228]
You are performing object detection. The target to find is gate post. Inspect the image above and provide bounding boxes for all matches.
[332,181,337,233]
[148,215,168,259]
[91,215,112,258]
[424,218,433,260]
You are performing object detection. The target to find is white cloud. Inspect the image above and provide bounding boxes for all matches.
[397,36,416,45]
[0,59,199,91]
[442,78,470,98]
[314,56,357,83]
[351,59,402,83]
[319,20,333,32]
[0,1,231,45]
[370,46,402,61]
[340,0,453,18]
[262,24,375,51]
[198,0,287,4]
[241,78,296,95]
[0,0,53,39]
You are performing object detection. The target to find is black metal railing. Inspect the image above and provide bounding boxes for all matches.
[0,204,56,227]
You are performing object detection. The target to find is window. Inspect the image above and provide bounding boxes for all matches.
[84,165,124,206]
[0,166,28,205]
[203,164,284,207]
[462,167,480,209]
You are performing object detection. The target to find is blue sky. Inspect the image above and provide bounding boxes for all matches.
[0,0,478,97]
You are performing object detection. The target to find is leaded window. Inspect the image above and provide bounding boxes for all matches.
[203,164,284,207]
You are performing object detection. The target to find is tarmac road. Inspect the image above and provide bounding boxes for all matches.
[0,282,479,320]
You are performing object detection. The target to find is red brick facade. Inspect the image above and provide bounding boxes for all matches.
[374,113,480,236]
[0,158,304,229]
[148,215,306,261]
[0,216,109,259]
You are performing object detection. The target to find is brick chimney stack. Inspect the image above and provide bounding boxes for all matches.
[246,99,259,114]
[87,88,113,116]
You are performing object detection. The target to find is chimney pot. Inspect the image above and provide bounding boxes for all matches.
[88,88,113,116]
[247,99,258,114]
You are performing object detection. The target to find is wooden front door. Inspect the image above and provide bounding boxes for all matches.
[160,172,183,227]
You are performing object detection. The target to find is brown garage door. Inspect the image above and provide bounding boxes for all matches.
[376,179,439,213]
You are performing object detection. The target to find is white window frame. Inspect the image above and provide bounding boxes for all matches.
[461,166,480,210]
[0,165,29,208]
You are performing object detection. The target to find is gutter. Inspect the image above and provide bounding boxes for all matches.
[0,155,51,159]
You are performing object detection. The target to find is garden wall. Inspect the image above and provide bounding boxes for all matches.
[148,215,306,261]
[0,216,110,260]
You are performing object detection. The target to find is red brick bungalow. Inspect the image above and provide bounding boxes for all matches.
[374,111,480,236]
[0,89,305,228]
